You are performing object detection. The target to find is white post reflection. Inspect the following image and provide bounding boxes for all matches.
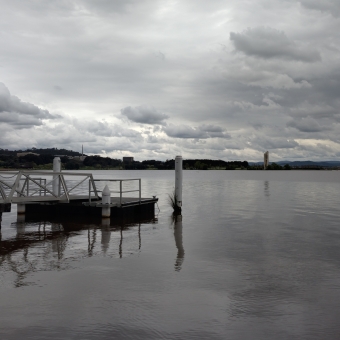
[101,218,111,254]
[16,214,25,235]
[173,214,184,271]
[51,223,67,260]
[119,228,123,258]
[88,228,97,256]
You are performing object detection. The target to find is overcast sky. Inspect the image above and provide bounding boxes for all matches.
[1,0,340,161]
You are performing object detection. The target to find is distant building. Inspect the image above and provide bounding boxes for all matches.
[264,151,269,170]
[17,152,39,157]
[123,157,134,163]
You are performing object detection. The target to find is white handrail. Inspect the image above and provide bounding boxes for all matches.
[90,179,141,207]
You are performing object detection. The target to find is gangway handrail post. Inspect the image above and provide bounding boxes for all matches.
[8,171,22,202]
[59,175,69,201]
[89,179,91,203]
[89,175,99,200]
[25,174,58,198]
[0,182,6,200]
[27,175,30,197]
[120,180,122,207]
[139,179,141,204]
[22,177,28,196]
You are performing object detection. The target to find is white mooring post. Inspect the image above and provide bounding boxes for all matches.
[175,155,183,211]
[102,185,111,218]
[53,157,61,196]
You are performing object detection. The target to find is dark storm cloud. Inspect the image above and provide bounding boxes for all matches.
[0,83,59,128]
[163,124,230,139]
[230,27,321,62]
[121,106,169,125]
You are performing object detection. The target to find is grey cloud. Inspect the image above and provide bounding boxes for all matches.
[163,124,230,139]
[81,0,138,14]
[300,0,340,17]
[84,120,141,138]
[0,83,59,128]
[163,124,207,139]
[287,117,326,132]
[121,106,169,125]
[0,112,44,128]
[230,27,321,62]
[289,103,337,119]
[250,135,299,149]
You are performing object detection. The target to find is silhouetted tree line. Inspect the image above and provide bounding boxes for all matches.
[183,159,248,170]
[0,148,297,171]
[0,153,55,169]
[0,147,83,156]
[83,156,122,168]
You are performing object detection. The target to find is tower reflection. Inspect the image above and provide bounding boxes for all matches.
[264,180,270,197]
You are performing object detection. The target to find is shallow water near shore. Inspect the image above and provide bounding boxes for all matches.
[1,170,340,339]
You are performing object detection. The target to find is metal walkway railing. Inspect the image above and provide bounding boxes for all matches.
[0,171,99,204]
[90,178,141,207]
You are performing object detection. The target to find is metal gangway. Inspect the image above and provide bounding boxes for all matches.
[0,171,143,207]
[0,170,99,204]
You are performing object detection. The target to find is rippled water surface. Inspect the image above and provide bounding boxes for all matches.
[1,170,340,339]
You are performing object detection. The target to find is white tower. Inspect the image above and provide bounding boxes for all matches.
[264,151,269,170]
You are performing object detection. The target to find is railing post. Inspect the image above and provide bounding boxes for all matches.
[120,180,122,207]
[139,179,141,204]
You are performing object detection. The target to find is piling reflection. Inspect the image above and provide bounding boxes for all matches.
[172,214,185,271]
[88,228,97,257]
[101,218,111,255]
[0,214,158,287]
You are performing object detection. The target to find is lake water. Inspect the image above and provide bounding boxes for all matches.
[1,170,340,339]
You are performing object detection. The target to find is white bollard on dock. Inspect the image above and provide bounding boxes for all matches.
[53,157,61,196]
[175,155,183,211]
[102,185,111,218]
